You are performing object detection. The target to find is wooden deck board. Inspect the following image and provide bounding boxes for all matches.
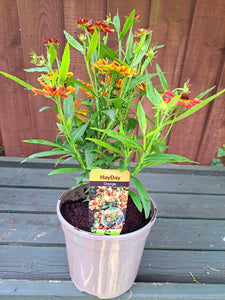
[1,280,225,300]
[0,246,224,284]
[1,187,225,219]
[0,157,225,299]
[1,213,225,250]
[1,167,225,195]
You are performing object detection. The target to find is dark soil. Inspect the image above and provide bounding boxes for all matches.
[60,190,154,234]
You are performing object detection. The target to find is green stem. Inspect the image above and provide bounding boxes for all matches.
[56,96,86,170]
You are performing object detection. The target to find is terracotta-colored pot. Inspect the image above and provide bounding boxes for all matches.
[57,185,157,299]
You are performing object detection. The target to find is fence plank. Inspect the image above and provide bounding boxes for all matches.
[0,0,37,156]
[14,0,65,155]
[197,60,225,164]
[167,0,225,164]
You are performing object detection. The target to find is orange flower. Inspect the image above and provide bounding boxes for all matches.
[92,59,136,77]
[163,90,202,108]
[32,85,75,98]
[79,80,94,98]
[44,38,60,45]
[135,28,150,36]
[74,101,88,121]
[38,71,73,86]
[138,82,146,92]
[87,21,114,34]
[75,18,92,28]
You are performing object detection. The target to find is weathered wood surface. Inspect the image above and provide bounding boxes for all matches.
[0,0,225,165]
[1,280,225,300]
[0,157,225,299]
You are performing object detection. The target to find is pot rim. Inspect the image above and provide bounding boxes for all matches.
[57,186,157,241]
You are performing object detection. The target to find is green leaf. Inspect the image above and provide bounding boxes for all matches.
[135,33,146,56]
[84,143,96,168]
[127,74,146,91]
[217,147,225,157]
[111,98,123,109]
[134,33,152,67]
[51,69,58,87]
[137,102,147,135]
[64,30,84,54]
[47,43,57,68]
[24,67,48,73]
[86,138,124,155]
[0,71,34,90]
[23,139,67,150]
[113,12,120,33]
[156,64,168,90]
[143,153,197,166]
[129,189,143,213]
[102,109,116,121]
[132,176,151,218]
[92,128,142,149]
[100,43,118,61]
[58,43,70,84]
[196,86,215,99]
[127,118,138,131]
[41,74,51,86]
[63,95,74,120]
[125,27,134,60]
[21,150,70,163]
[71,122,89,142]
[48,168,82,175]
[119,9,135,41]
[86,30,98,62]
[39,106,58,113]
[146,79,161,105]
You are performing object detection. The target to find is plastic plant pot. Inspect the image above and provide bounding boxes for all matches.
[57,185,157,299]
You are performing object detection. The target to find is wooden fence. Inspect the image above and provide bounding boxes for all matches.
[0,0,224,165]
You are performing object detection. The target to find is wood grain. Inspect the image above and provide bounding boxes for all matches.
[167,0,225,164]
[0,246,224,283]
[1,280,225,299]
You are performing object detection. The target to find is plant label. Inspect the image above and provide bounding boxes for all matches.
[89,169,130,235]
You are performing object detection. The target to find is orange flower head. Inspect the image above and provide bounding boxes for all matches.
[92,59,136,77]
[79,80,94,98]
[87,21,114,34]
[38,70,73,86]
[163,90,202,108]
[44,38,60,46]
[32,84,75,99]
[135,28,150,37]
[138,82,146,92]
[74,100,88,121]
[75,18,92,28]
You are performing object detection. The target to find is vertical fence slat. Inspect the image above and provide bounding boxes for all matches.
[167,0,225,164]
[0,0,37,156]
[149,0,196,89]
[14,0,65,156]
[197,61,225,164]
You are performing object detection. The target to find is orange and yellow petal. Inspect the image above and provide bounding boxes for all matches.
[138,82,146,91]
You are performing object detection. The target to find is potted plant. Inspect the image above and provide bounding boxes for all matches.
[1,10,224,299]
